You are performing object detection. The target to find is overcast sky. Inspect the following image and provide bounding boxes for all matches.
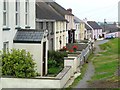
[55,0,119,22]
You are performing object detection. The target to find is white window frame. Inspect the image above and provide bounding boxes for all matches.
[15,0,20,26]
[25,0,29,26]
[3,42,9,52]
[3,0,8,27]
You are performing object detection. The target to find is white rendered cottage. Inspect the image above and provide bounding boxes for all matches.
[13,29,48,76]
[0,0,36,51]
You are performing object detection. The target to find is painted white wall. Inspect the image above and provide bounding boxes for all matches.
[65,15,75,43]
[75,23,80,41]
[118,1,120,24]
[13,43,42,75]
[0,1,3,50]
[80,22,85,40]
[0,0,36,51]
[13,35,48,76]
[2,78,60,88]
[92,29,102,39]
[54,21,67,51]
[2,67,72,88]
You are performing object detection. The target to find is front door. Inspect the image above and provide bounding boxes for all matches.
[42,42,46,76]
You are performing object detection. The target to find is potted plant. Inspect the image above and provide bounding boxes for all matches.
[72,45,78,52]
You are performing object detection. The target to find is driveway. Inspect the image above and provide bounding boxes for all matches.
[74,39,109,88]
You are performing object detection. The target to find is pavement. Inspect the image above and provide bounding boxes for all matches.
[75,62,94,88]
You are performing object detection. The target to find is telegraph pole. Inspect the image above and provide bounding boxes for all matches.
[104,19,107,32]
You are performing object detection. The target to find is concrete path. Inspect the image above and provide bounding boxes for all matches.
[75,62,94,88]
[94,40,109,54]
[74,39,109,88]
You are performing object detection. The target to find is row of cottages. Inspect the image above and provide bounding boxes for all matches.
[100,23,119,38]
[0,0,49,76]
[84,21,103,40]
[0,0,80,76]
[0,0,102,76]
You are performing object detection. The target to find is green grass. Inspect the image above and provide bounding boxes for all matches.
[91,38,119,81]
[48,67,62,76]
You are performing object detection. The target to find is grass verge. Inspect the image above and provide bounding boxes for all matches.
[91,38,119,82]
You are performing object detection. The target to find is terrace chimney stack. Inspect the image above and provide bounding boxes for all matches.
[67,8,72,13]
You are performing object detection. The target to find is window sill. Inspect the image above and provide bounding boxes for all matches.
[56,31,59,34]
[3,27,10,31]
[50,32,54,35]
[15,27,21,30]
[25,26,30,29]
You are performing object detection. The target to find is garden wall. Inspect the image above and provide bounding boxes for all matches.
[1,66,71,88]
[64,43,92,75]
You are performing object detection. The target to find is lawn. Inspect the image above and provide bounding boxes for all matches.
[91,38,120,82]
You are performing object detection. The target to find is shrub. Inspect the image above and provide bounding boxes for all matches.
[1,49,38,78]
[48,50,68,75]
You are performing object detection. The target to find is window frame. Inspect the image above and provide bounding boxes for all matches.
[15,0,20,26]
[25,0,29,26]
[3,42,9,52]
[3,0,8,27]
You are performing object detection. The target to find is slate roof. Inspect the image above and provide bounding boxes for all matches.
[36,2,66,21]
[87,21,102,29]
[85,24,92,30]
[74,16,84,23]
[13,29,44,43]
[46,2,74,16]
[100,24,118,33]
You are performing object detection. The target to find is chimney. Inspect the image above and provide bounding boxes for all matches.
[83,18,87,23]
[67,8,72,13]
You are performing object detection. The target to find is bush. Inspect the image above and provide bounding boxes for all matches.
[1,49,38,78]
[48,51,68,68]
[48,50,68,75]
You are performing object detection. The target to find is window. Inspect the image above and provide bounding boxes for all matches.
[56,37,58,49]
[51,22,54,33]
[3,42,9,52]
[40,22,43,29]
[51,38,54,50]
[36,22,39,29]
[63,35,64,45]
[3,12,7,26]
[25,0,29,26]
[46,22,49,30]
[15,13,18,25]
[15,0,20,26]
[25,14,28,25]
[3,0,8,26]
[3,0,7,10]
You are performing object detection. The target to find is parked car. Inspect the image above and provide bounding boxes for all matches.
[105,35,114,39]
